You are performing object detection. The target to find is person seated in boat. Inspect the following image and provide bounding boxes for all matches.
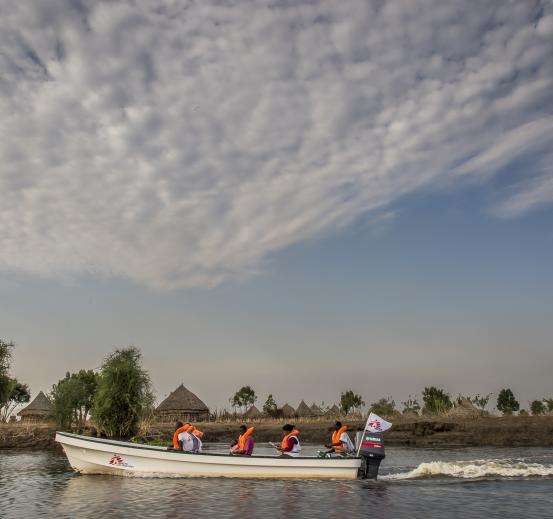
[276,424,301,457]
[325,421,355,455]
[170,421,191,450]
[190,427,204,452]
[230,425,255,455]
[177,424,203,453]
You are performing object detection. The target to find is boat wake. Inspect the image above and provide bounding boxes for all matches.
[381,459,553,480]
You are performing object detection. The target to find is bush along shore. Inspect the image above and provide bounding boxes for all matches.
[3,415,553,450]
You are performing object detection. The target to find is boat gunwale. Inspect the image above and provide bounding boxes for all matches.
[56,431,361,461]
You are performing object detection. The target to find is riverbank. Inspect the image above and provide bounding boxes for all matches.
[2,415,553,449]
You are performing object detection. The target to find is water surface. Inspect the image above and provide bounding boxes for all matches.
[1,444,552,518]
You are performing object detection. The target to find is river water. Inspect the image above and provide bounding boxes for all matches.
[2,444,553,518]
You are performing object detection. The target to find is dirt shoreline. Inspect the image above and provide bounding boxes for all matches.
[2,415,553,450]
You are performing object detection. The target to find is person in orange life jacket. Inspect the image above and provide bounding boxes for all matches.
[325,421,355,455]
[230,425,255,455]
[276,424,301,457]
[178,424,203,453]
[169,421,191,450]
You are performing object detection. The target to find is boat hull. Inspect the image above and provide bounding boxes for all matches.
[55,432,361,479]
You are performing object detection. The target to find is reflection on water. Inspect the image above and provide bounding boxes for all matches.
[1,445,553,518]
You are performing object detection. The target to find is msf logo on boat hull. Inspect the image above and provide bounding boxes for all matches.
[108,454,133,468]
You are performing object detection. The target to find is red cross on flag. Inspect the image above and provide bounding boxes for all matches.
[365,412,393,433]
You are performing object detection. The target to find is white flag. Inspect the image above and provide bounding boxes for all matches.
[365,412,392,433]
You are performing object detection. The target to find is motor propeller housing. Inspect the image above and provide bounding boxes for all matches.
[356,430,385,479]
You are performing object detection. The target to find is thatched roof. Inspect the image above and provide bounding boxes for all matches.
[296,400,313,417]
[445,398,482,419]
[325,404,341,416]
[19,391,52,416]
[244,405,262,418]
[310,403,323,416]
[280,403,296,417]
[156,384,208,412]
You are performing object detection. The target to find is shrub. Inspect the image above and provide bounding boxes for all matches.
[497,388,519,415]
[370,397,396,417]
[230,386,257,414]
[530,400,546,416]
[402,395,421,415]
[91,347,154,439]
[0,340,31,422]
[51,370,98,431]
[0,340,15,408]
[263,394,278,417]
[340,390,364,415]
[0,380,30,423]
[422,387,452,414]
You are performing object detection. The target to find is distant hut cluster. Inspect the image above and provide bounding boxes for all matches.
[155,384,209,423]
[18,391,53,424]
[243,405,262,419]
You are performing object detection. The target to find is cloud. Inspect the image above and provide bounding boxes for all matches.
[491,159,553,218]
[1,0,552,288]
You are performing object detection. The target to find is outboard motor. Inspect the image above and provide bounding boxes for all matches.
[356,430,385,479]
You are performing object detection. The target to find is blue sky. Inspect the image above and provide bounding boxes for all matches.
[1,0,553,411]
[3,182,552,409]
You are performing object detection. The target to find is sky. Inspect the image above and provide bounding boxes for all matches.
[1,0,552,411]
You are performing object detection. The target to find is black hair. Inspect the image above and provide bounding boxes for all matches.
[175,421,184,429]
[283,424,294,432]
[240,424,247,432]
[335,421,342,429]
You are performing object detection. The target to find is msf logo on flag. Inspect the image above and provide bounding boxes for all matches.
[108,454,133,468]
[368,419,382,431]
[365,413,392,433]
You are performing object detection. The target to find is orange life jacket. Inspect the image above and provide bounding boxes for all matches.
[172,423,193,449]
[191,428,204,439]
[237,427,254,451]
[331,425,348,452]
[280,428,300,450]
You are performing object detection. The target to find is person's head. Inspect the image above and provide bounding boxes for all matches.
[283,424,294,433]
[240,424,248,433]
[175,421,183,430]
[335,421,342,430]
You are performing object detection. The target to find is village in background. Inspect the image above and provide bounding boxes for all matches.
[2,340,552,435]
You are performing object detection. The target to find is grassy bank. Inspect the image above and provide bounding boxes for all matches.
[3,415,553,450]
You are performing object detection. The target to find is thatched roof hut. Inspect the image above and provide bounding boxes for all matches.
[325,404,341,416]
[18,391,53,423]
[445,398,482,419]
[296,400,313,417]
[244,405,262,419]
[310,403,323,416]
[155,384,209,423]
[280,403,296,418]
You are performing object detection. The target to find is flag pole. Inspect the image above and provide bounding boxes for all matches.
[356,417,368,457]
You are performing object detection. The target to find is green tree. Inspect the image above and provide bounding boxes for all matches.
[263,394,278,417]
[370,397,396,417]
[91,347,154,439]
[340,390,364,415]
[471,394,492,411]
[543,398,553,413]
[0,340,31,422]
[0,340,15,407]
[402,395,421,415]
[422,386,452,415]
[51,370,99,430]
[0,380,30,422]
[496,388,519,415]
[230,386,257,414]
[530,400,545,415]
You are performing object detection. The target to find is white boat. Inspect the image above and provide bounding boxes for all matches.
[55,432,365,479]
